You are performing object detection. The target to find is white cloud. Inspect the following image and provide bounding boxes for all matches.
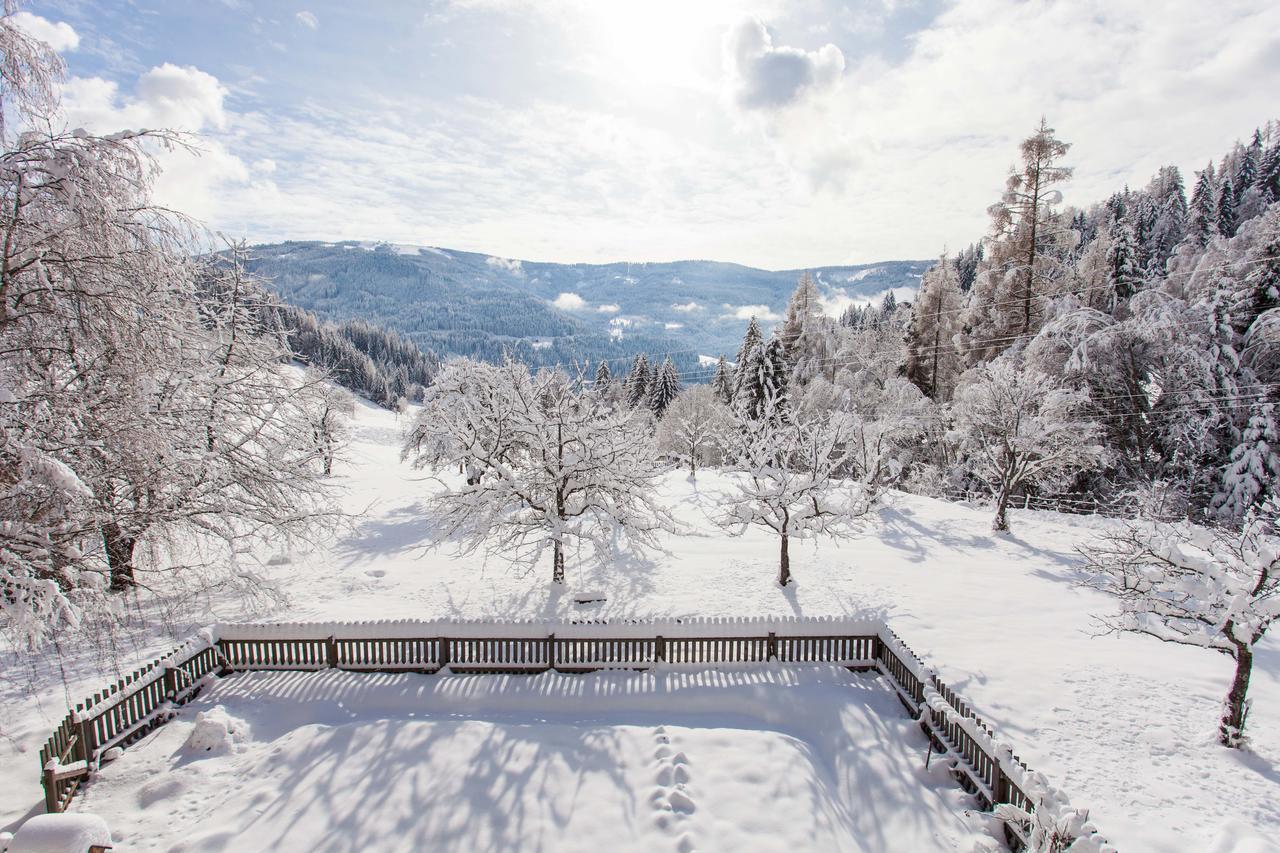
[485,256,525,276]
[553,291,586,310]
[672,301,702,312]
[63,64,228,132]
[722,16,844,111]
[295,10,319,29]
[596,303,620,313]
[729,304,780,321]
[664,322,684,330]
[12,11,79,52]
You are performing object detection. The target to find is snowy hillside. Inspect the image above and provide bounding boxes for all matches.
[243,240,929,374]
[4,398,1277,852]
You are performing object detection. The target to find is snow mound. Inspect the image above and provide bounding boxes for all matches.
[8,813,112,853]
[182,706,250,756]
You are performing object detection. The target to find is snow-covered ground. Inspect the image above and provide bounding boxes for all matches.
[69,667,989,852]
[4,397,1280,852]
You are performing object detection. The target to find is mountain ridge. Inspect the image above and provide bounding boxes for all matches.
[246,239,931,375]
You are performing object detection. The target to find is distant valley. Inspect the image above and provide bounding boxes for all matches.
[246,241,930,376]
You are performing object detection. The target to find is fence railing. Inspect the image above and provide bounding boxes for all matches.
[36,617,1096,850]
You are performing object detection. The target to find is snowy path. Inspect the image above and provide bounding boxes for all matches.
[71,667,988,852]
[4,398,1280,851]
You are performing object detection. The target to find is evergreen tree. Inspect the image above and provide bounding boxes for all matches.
[595,359,612,394]
[733,317,764,400]
[743,337,790,421]
[1189,163,1218,246]
[878,290,898,324]
[625,354,651,409]
[1259,142,1280,204]
[649,357,681,418]
[1217,176,1238,238]
[1213,402,1280,524]
[1106,217,1141,308]
[712,355,734,405]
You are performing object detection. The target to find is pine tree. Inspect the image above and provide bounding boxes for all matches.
[1106,216,1141,308]
[1217,176,1238,238]
[1189,163,1218,246]
[625,354,651,409]
[733,317,764,400]
[595,359,612,388]
[1259,142,1280,204]
[712,355,734,405]
[1213,402,1280,524]
[649,357,681,419]
[742,337,790,421]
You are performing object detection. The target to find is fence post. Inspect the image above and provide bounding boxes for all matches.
[1023,494,1030,510]
[325,636,338,669]
[164,662,179,701]
[767,632,778,661]
[992,760,1006,810]
[438,637,450,669]
[547,633,556,670]
[655,635,665,663]
[43,762,59,813]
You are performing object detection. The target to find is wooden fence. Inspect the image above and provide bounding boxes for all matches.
[37,620,1058,850]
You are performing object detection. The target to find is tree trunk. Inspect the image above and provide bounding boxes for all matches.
[778,533,791,586]
[103,522,138,591]
[992,487,1011,532]
[1219,644,1253,748]
[552,540,565,585]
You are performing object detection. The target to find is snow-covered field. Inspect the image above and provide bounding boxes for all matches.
[4,398,1280,852]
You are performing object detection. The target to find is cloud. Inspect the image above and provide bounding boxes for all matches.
[12,11,79,52]
[63,63,228,132]
[671,301,702,312]
[553,291,586,310]
[664,322,683,330]
[722,16,844,111]
[295,10,319,29]
[729,304,780,321]
[485,255,524,276]
[596,303,620,313]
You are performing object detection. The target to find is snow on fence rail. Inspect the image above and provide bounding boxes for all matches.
[36,617,1109,851]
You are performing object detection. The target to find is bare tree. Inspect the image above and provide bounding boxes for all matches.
[306,377,354,476]
[404,359,673,584]
[1081,505,1279,747]
[656,385,732,478]
[950,360,1104,532]
[717,397,872,586]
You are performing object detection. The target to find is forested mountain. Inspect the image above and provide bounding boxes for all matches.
[243,241,929,377]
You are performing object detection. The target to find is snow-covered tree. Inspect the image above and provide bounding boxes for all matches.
[1213,403,1280,524]
[1188,163,1218,247]
[717,396,872,586]
[403,359,673,584]
[950,360,1104,531]
[307,380,354,477]
[656,385,732,478]
[905,257,962,400]
[733,316,764,400]
[984,117,1074,337]
[711,355,734,405]
[649,356,680,419]
[594,359,612,394]
[1081,505,1280,747]
[624,354,651,410]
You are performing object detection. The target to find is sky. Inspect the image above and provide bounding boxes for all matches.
[17,0,1280,269]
